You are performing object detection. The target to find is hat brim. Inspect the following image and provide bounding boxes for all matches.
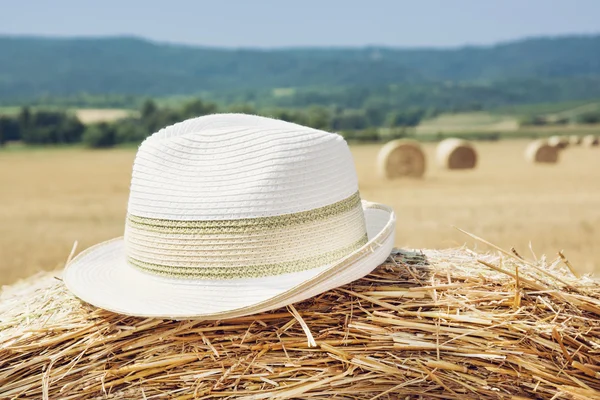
[63,201,395,320]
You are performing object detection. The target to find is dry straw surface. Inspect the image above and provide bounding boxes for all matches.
[525,140,559,164]
[1,241,599,399]
[376,139,426,179]
[435,139,477,170]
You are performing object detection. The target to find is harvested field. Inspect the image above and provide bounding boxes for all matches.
[416,112,519,133]
[356,141,600,276]
[74,108,136,124]
[0,107,135,123]
[0,140,600,285]
[1,247,599,399]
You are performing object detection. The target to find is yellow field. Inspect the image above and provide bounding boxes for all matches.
[416,112,519,133]
[74,108,136,123]
[414,111,600,137]
[0,107,135,123]
[1,140,599,285]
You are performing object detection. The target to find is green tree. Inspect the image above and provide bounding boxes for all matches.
[341,128,380,142]
[0,116,20,144]
[331,110,368,130]
[575,110,600,124]
[386,108,425,128]
[227,104,257,114]
[268,109,308,125]
[305,106,331,130]
[363,98,389,126]
[18,107,31,131]
[141,99,158,120]
[180,99,218,119]
[148,109,183,133]
[519,115,548,126]
[114,119,150,144]
[82,123,117,148]
[59,116,85,143]
[19,110,82,144]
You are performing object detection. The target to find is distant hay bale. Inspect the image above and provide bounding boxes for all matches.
[582,134,599,147]
[548,135,569,149]
[568,135,582,145]
[525,140,559,163]
[1,247,599,399]
[435,138,477,170]
[377,139,426,179]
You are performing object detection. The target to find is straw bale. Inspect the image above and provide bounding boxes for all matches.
[569,135,582,146]
[582,134,599,147]
[377,139,426,179]
[1,245,599,399]
[435,138,477,170]
[548,135,569,149]
[525,140,559,164]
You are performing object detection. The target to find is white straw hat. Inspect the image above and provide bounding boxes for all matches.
[64,114,396,319]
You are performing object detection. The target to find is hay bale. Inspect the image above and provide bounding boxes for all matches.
[377,139,426,179]
[435,138,477,170]
[548,135,569,149]
[582,134,599,147]
[525,139,559,163]
[569,135,582,145]
[2,246,599,399]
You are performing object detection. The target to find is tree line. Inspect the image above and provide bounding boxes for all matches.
[519,110,600,126]
[0,99,431,148]
[0,108,85,145]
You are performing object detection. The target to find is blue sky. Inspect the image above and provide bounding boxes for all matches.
[2,0,599,48]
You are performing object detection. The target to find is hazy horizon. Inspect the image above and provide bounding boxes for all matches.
[2,32,599,51]
[2,0,600,48]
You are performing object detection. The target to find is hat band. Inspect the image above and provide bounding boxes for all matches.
[126,235,367,279]
[124,191,368,279]
[126,191,362,234]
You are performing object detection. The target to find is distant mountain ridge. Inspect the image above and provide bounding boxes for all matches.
[0,34,600,102]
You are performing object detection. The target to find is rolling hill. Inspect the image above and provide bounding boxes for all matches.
[1,35,600,109]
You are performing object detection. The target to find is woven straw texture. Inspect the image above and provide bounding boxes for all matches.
[64,114,396,319]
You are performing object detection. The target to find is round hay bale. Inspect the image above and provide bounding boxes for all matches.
[568,135,582,145]
[582,134,599,147]
[435,138,477,170]
[377,139,426,179]
[548,135,569,149]
[525,140,559,163]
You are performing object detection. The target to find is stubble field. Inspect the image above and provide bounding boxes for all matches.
[1,140,599,285]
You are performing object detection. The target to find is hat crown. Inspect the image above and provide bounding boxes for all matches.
[127,114,359,220]
[124,114,368,279]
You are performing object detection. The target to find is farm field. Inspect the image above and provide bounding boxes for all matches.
[0,107,135,123]
[73,108,136,124]
[1,140,599,285]
[416,112,519,133]
[416,110,600,136]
